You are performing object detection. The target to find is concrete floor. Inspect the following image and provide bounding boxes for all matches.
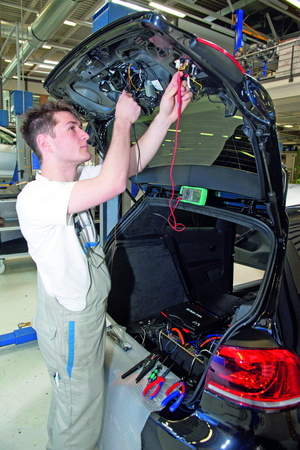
[0,257,50,450]
[0,255,264,450]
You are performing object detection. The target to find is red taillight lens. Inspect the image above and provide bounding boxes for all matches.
[205,346,300,409]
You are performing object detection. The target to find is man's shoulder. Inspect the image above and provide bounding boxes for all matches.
[77,164,102,181]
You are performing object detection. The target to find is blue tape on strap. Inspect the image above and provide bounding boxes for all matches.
[67,321,75,379]
[84,241,99,254]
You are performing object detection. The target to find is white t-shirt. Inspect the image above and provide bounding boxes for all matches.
[16,165,101,311]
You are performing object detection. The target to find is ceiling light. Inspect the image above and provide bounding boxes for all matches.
[42,44,52,49]
[24,62,34,66]
[64,20,76,26]
[33,70,52,74]
[235,136,242,139]
[44,60,59,65]
[284,125,293,128]
[112,0,146,11]
[5,59,12,63]
[200,132,214,136]
[39,64,55,69]
[285,0,300,8]
[149,2,186,17]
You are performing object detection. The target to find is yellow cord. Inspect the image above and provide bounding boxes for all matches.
[128,64,145,91]
[190,77,203,96]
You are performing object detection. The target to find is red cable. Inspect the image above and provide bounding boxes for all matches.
[168,72,185,232]
[171,327,185,345]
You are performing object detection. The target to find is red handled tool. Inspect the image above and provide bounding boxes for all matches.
[143,364,174,399]
[177,71,182,118]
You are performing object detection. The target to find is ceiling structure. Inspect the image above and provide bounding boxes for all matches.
[1,0,300,144]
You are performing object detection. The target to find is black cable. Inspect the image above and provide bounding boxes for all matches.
[207,94,222,104]
[125,187,137,204]
[132,122,145,198]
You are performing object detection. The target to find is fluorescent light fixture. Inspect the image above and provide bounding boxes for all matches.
[285,0,300,8]
[42,44,52,49]
[39,64,55,69]
[24,62,34,66]
[13,76,18,79]
[112,0,146,11]
[64,20,76,26]
[200,132,214,136]
[233,115,243,120]
[44,60,59,65]
[33,70,52,74]
[5,59,12,63]
[149,2,186,17]
[235,136,242,139]
[169,129,181,132]
[284,124,293,128]
[223,135,228,138]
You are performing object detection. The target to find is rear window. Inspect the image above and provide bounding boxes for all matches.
[131,94,257,174]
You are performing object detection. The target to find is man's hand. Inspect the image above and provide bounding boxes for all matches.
[115,90,141,125]
[159,72,193,124]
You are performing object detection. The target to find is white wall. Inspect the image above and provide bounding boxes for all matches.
[5,79,49,96]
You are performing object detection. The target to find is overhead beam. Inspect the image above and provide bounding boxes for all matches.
[258,0,300,22]
[174,0,232,24]
[266,12,279,40]
[204,0,256,23]
[1,1,92,27]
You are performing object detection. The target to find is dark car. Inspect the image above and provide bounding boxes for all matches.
[44,12,300,450]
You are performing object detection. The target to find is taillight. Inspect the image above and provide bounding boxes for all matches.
[205,345,300,409]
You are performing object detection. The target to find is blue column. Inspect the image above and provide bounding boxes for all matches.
[232,9,244,56]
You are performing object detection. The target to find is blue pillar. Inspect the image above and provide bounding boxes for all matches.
[232,9,244,56]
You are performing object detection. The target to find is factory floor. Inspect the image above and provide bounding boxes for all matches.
[0,256,264,450]
[0,256,49,450]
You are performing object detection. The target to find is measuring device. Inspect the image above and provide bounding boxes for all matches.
[179,186,208,206]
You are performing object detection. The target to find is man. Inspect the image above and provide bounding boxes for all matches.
[16,71,192,450]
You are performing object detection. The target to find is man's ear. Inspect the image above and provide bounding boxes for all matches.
[36,134,52,154]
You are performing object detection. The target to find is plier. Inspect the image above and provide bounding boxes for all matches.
[143,365,173,400]
[161,379,186,412]
[135,353,161,383]
[121,352,160,383]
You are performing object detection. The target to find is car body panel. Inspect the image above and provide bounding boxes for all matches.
[44,11,283,205]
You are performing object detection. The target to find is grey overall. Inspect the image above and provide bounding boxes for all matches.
[33,241,111,450]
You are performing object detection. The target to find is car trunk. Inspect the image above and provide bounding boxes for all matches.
[104,195,274,380]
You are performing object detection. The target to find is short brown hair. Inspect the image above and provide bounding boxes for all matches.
[20,100,81,164]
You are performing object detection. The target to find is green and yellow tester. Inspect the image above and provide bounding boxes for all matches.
[179,186,208,205]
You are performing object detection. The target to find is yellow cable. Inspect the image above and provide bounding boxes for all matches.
[128,64,144,91]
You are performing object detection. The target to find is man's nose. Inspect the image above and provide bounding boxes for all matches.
[81,129,89,140]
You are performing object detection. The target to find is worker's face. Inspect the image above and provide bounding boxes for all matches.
[48,111,91,165]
